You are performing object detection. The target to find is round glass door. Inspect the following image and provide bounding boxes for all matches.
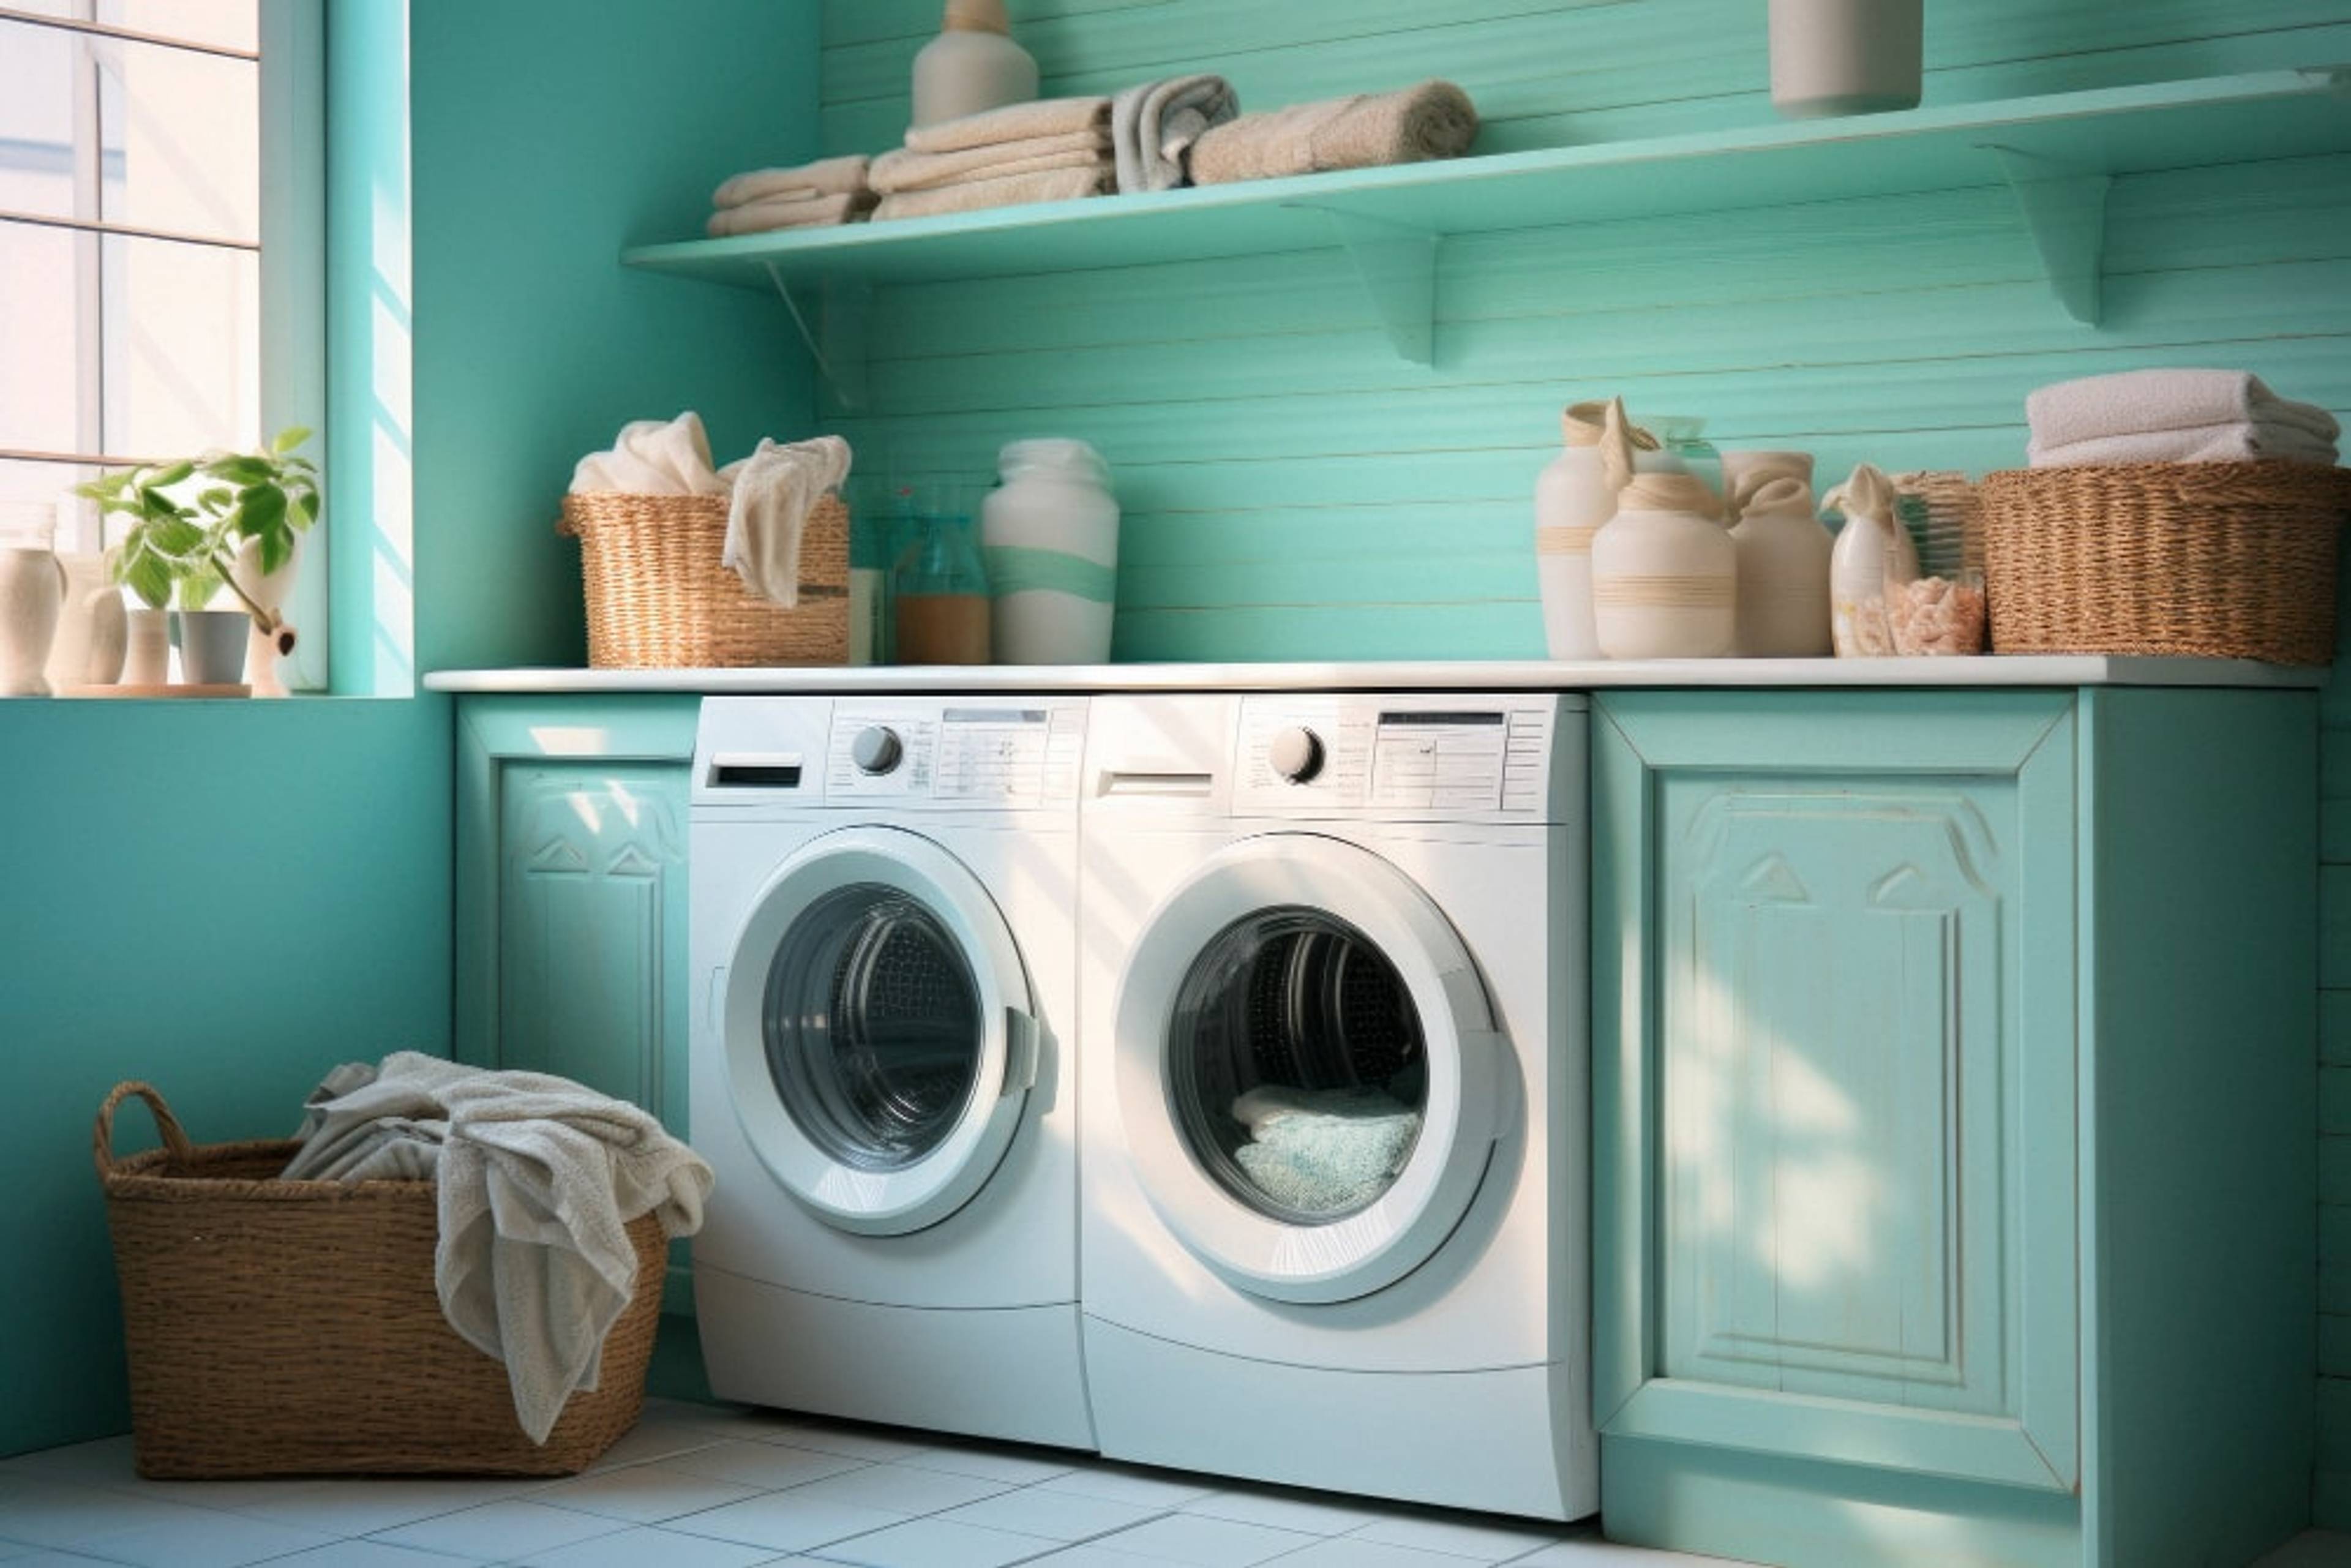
[1114,835,1507,1304]
[723,827,1037,1236]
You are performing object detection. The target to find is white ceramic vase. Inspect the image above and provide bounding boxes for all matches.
[1727,473,1834,657]
[1534,397,1637,661]
[230,535,299,696]
[1769,0,1924,119]
[980,438,1119,665]
[912,0,1038,127]
[122,607,170,686]
[0,546,66,697]
[1591,472,1736,659]
[45,553,123,689]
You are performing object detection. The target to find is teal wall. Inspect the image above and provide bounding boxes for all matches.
[0,0,824,1458]
[407,0,819,673]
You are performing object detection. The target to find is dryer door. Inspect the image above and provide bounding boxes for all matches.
[721,825,1039,1236]
[1113,834,1508,1304]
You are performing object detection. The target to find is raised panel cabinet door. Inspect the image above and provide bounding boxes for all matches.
[497,762,691,1136]
[1593,692,2077,1493]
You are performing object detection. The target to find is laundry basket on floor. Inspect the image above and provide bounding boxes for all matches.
[94,1081,664,1478]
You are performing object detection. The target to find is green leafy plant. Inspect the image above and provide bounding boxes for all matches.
[75,428,319,654]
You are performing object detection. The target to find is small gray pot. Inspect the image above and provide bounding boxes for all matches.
[171,609,252,686]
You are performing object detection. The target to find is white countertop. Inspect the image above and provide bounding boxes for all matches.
[424,656,2325,694]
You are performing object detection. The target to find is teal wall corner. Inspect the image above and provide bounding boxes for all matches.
[405,0,822,675]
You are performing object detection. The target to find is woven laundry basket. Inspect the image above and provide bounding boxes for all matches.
[560,490,849,668]
[1980,461,2351,665]
[95,1082,663,1479]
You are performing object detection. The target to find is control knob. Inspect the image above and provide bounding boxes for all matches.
[1268,725,1325,784]
[852,725,905,776]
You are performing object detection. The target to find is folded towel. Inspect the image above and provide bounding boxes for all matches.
[285,1052,713,1445]
[871,130,1111,194]
[872,163,1112,221]
[706,190,876,236]
[904,95,1112,154]
[2026,368,2342,449]
[2028,424,2342,468]
[1111,73,1239,193]
[720,434,852,607]
[1231,1086,1422,1217]
[1189,79,1478,187]
[568,411,730,497]
[714,154,872,208]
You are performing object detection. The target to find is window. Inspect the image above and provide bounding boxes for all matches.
[1,0,320,669]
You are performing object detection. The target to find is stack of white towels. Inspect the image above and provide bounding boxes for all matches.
[707,155,876,237]
[2027,369,2341,467]
[871,97,1116,221]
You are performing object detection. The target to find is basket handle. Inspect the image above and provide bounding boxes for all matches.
[94,1081,195,1179]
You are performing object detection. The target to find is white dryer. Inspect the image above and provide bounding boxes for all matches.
[691,695,1093,1448]
[1078,691,1594,1519]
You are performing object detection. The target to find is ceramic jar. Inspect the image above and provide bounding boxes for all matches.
[1825,462,1919,656]
[45,553,126,689]
[122,607,170,686]
[1534,397,1636,661]
[980,438,1119,665]
[1769,0,1924,119]
[230,535,298,696]
[1727,473,1833,656]
[0,544,66,697]
[1591,472,1736,659]
[912,0,1039,128]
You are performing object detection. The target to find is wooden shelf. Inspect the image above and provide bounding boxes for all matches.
[621,67,2351,398]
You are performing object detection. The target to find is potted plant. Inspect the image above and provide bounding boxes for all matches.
[75,429,319,691]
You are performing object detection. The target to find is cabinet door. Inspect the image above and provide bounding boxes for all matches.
[1592,692,2077,1493]
[497,762,689,1131]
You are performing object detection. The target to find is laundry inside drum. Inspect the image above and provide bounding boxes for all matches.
[1167,906,1428,1223]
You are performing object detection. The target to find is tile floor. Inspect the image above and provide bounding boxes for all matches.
[1,1401,2344,1567]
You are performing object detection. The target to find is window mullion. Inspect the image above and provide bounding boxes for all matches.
[68,3,103,555]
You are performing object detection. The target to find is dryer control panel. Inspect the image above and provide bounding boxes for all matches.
[1232,693,1571,821]
[828,701,1087,807]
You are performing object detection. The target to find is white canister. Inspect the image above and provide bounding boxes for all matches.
[1824,462,1919,656]
[980,439,1119,665]
[911,0,1039,129]
[1769,0,1924,119]
[1591,472,1736,659]
[1728,473,1834,657]
[43,553,113,689]
[0,546,65,697]
[1534,397,1637,661]
[122,606,170,686]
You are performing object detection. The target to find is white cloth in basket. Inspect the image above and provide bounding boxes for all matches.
[283,1052,713,1445]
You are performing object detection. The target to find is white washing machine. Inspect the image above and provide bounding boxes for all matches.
[690,695,1094,1448]
[1078,691,1594,1519]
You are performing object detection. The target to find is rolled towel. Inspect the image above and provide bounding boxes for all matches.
[719,434,852,608]
[871,130,1111,194]
[872,163,1112,221]
[569,412,729,497]
[2028,424,2341,468]
[904,94,1112,154]
[1111,73,1239,193]
[1189,79,1478,187]
[713,154,872,208]
[2026,368,2342,449]
[707,189,877,237]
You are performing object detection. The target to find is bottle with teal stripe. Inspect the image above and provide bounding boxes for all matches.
[980,438,1119,666]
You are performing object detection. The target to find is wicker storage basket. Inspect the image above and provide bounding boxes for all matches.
[95,1082,662,1479]
[1981,462,2351,665]
[560,490,849,668]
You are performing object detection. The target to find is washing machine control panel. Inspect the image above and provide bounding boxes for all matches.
[1235,694,1561,818]
[827,702,1086,806]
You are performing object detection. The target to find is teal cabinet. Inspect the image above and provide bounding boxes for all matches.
[456,696,702,1309]
[1594,689,2315,1568]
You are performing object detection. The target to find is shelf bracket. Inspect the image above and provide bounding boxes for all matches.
[1291,204,1439,366]
[1987,144,2112,326]
[764,263,871,413]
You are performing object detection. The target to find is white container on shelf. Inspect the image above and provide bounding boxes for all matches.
[1727,472,1834,656]
[1824,461,1919,656]
[911,0,1040,129]
[980,438,1119,664]
[1591,471,1736,659]
[1534,397,1636,661]
[1769,0,1924,119]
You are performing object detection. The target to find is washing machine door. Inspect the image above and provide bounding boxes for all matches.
[721,825,1039,1237]
[1113,834,1507,1305]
